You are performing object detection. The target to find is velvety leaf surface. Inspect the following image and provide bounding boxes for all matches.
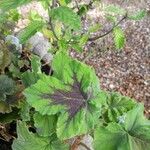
[31,55,41,73]
[94,104,150,150]
[24,51,105,140]
[12,121,69,150]
[21,71,40,87]
[103,92,136,122]
[0,75,15,101]
[19,101,30,121]
[34,112,57,137]
[0,75,15,100]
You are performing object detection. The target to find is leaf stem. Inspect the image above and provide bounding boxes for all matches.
[88,13,127,41]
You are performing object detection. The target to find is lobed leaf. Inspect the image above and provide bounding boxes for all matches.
[0,75,15,101]
[94,104,150,150]
[103,92,136,122]
[24,51,106,140]
[19,101,30,121]
[34,112,57,137]
[12,121,69,150]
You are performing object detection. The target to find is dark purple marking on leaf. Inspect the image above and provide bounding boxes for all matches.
[41,77,91,120]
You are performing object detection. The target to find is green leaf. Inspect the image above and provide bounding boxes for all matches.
[71,44,82,52]
[79,34,89,47]
[0,75,15,101]
[113,27,125,49]
[24,51,105,140]
[31,55,41,73]
[12,121,69,150]
[59,0,71,6]
[8,9,20,22]
[40,0,51,10]
[103,92,136,122]
[0,0,32,11]
[21,71,40,87]
[18,21,44,44]
[94,104,150,150]
[9,64,21,78]
[58,39,68,51]
[28,10,43,21]
[19,101,30,121]
[88,24,101,33]
[34,112,57,137]
[128,10,146,20]
[50,6,81,30]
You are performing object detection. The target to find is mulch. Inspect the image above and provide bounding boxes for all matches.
[72,2,150,118]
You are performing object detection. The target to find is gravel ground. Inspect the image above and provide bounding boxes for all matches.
[18,1,150,118]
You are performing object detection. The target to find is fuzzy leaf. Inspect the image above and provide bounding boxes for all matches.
[21,71,40,87]
[18,21,44,44]
[31,55,41,73]
[103,92,136,122]
[113,27,125,49]
[12,121,69,150]
[0,75,15,101]
[94,104,150,150]
[24,51,105,140]
[19,101,30,121]
[34,112,57,137]
[50,6,81,30]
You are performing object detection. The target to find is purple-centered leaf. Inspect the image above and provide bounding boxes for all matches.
[24,51,105,140]
[41,76,90,120]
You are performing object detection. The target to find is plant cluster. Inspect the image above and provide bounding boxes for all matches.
[0,0,149,150]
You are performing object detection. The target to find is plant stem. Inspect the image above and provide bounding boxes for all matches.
[88,14,127,41]
[79,142,92,150]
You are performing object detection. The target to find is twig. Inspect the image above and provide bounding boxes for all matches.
[88,14,127,41]
[79,142,92,150]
